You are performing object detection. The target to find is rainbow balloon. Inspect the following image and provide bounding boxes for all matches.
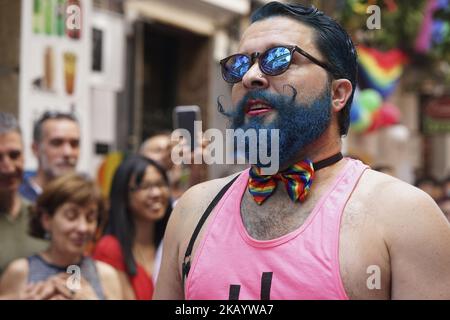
[350,85,402,134]
[432,19,450,44]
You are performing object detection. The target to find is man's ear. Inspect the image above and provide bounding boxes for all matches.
[331,79,353,112]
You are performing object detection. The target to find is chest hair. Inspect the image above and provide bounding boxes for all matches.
[240,182,321,240]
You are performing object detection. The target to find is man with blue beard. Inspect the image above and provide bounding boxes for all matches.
[224,85,332,170]
[155,2,450,300]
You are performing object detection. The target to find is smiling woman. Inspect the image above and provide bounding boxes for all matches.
[93,155,172,300]
[0,173,123,300]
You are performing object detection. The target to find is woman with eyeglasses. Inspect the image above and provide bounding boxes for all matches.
[93,155,172,300]
[0,173,122,300]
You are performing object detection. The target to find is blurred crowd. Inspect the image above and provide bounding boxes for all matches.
[0,111,201,300]
[0,110,449,299]
[414,176,450,221]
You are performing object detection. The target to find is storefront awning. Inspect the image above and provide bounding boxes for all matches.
[125,0,250,36]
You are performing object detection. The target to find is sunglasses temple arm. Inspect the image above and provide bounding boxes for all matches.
[294,47,337,77]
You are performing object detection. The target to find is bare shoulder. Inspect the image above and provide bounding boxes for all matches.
[353,168,449,248]
[0,258,29,297]
[341,169,450,299]
[356,168,417,195]
[154,172,242,299]
[356,169,443,219]
[95,260,118,278]
[1,258,29,282]
[174,172,241,244]
[95,261,122,300]
[173,172,241,220]
[354,170,450,299]
[169,172,242,239]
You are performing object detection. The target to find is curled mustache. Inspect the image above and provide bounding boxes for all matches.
[217,85,298,118]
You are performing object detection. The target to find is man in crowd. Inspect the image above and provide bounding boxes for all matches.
[140,132,206,200]
[155,2,450,299]
[140,132,174,172]
[20,111,80,202]
[0,112,47,275]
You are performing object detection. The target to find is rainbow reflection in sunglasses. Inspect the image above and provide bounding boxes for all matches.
[220,45,338,84]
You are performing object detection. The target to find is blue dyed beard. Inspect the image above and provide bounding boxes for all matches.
[220,84,332,169]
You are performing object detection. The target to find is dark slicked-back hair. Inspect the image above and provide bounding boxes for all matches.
[251,2,357,136]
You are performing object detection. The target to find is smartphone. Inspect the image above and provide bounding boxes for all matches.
[173,105,201,151]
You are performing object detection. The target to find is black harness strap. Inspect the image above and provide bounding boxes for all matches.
[182,174,240,283]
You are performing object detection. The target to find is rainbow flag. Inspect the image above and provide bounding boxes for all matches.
[357,45,408,99]
[97,151,124,198]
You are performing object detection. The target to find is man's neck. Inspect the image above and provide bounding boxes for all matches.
[281,130,343,172]
[0,192,22,219]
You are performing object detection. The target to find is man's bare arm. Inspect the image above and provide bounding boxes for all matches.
[153,196,185,299]
[154,174,238,299]
[386,185,450,299]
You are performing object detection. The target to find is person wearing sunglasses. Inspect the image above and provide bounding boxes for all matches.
[20,111,80,203]
[155,2,450,300]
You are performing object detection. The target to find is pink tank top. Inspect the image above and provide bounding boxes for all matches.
[185,158,368,300]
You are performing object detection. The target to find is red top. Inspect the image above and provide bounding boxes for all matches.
[93,235,153,300]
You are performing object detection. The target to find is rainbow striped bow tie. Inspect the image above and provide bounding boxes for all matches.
[247,153,343,205]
